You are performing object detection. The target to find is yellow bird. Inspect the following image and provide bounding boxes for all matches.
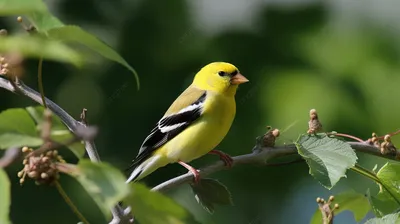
[126,62,249,183]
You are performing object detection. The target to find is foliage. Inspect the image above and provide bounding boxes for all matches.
[65,160,130,220]
[190,178,233,214]
[295,133,357,189]
[364,213,400,224]
[125,183,198,224]
[0,0,139,88]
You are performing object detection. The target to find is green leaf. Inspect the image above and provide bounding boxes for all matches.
[0,35,82,66]
[46,26,139,89]
[0,169,11,224]
[125,183,197,224]
[0,108,37,135]
[67,160,130,220]
[310,191,370,224]
[0,0,139,87]
[0,0,46,15]
[367,163,400,217]
[367,189,399,218]
[190,178,233,213]
[377,163,400,200]
[0,108,42,149]
[0,133,42,149]
[295,133,357,189]
[27,10,64,32]
[26,106,85,158]
[364,213,400,224]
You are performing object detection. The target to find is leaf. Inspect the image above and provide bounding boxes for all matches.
[0,0,46,15]
[47,26,139,89]
[1,0,139,87]
[26,106,85,158]
[27,10,64,32]
[367,163,400,217]
[0,108,42,149]
[125,183,197,224]
[0,133,42,149]
[67,160,130,220]
[0,35,82,66]
[295,133,357,189]
[190,178,233,213]
[377,163,400,200]
[310,191,370,224]
[367,189,399,218]
[0,108,37,135]
[0,169,11,224]
[364,213,400,224]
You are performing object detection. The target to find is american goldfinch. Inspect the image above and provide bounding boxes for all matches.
[126,62,249,183]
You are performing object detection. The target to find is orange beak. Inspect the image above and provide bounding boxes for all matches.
[230,73,249,85]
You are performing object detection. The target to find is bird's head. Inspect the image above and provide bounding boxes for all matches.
[193,62,249,95]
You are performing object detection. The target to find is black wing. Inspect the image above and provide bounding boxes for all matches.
[127,92,207,170]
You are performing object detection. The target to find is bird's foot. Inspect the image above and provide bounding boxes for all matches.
[178,160,200,184]
[208,150,233,168]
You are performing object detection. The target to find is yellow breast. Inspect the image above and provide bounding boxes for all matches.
[159,92,236,162]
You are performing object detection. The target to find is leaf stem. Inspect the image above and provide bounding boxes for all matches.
[37,57,47,108]
[329,133,365,143]
[55,180,90,224]
[377,129,400,140]
[351,164,400,206]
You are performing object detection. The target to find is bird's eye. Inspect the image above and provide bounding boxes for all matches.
[218,71,226,76]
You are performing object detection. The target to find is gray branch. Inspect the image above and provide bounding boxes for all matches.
[0,77,130,224]
[152,142,393,192]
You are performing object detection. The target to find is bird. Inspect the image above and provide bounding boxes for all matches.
[126,62,249,183]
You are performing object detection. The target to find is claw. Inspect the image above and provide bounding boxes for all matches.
[208,150,233,168]
[178,160,200,184]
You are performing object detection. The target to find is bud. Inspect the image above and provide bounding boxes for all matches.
[28,171,38,178]
[40,172,49,179]
[22,146,29,153]
[0,29,8,36]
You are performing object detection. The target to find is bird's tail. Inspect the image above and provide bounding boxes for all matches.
[126,154,169,183]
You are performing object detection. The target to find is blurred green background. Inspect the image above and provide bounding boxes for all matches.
[2,0,400,223]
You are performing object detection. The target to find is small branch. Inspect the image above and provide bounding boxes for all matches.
[330,133,365,143]
[152,142,397,192]
[0,77,79,131]
[37,57,47,108]
[55,180,90,224]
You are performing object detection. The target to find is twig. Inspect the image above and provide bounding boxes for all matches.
[37,57,47,108]
[0,77,130,223]
[55,180,90,224]
[0,147,22,168]
[152,142,397,192]
[329,132,365,143]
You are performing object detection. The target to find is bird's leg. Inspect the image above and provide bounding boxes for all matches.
[208,150,233,168]
[178,160,200,184]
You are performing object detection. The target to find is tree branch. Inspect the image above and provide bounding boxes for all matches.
[152,142,397,192]
[0,77,130,224]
